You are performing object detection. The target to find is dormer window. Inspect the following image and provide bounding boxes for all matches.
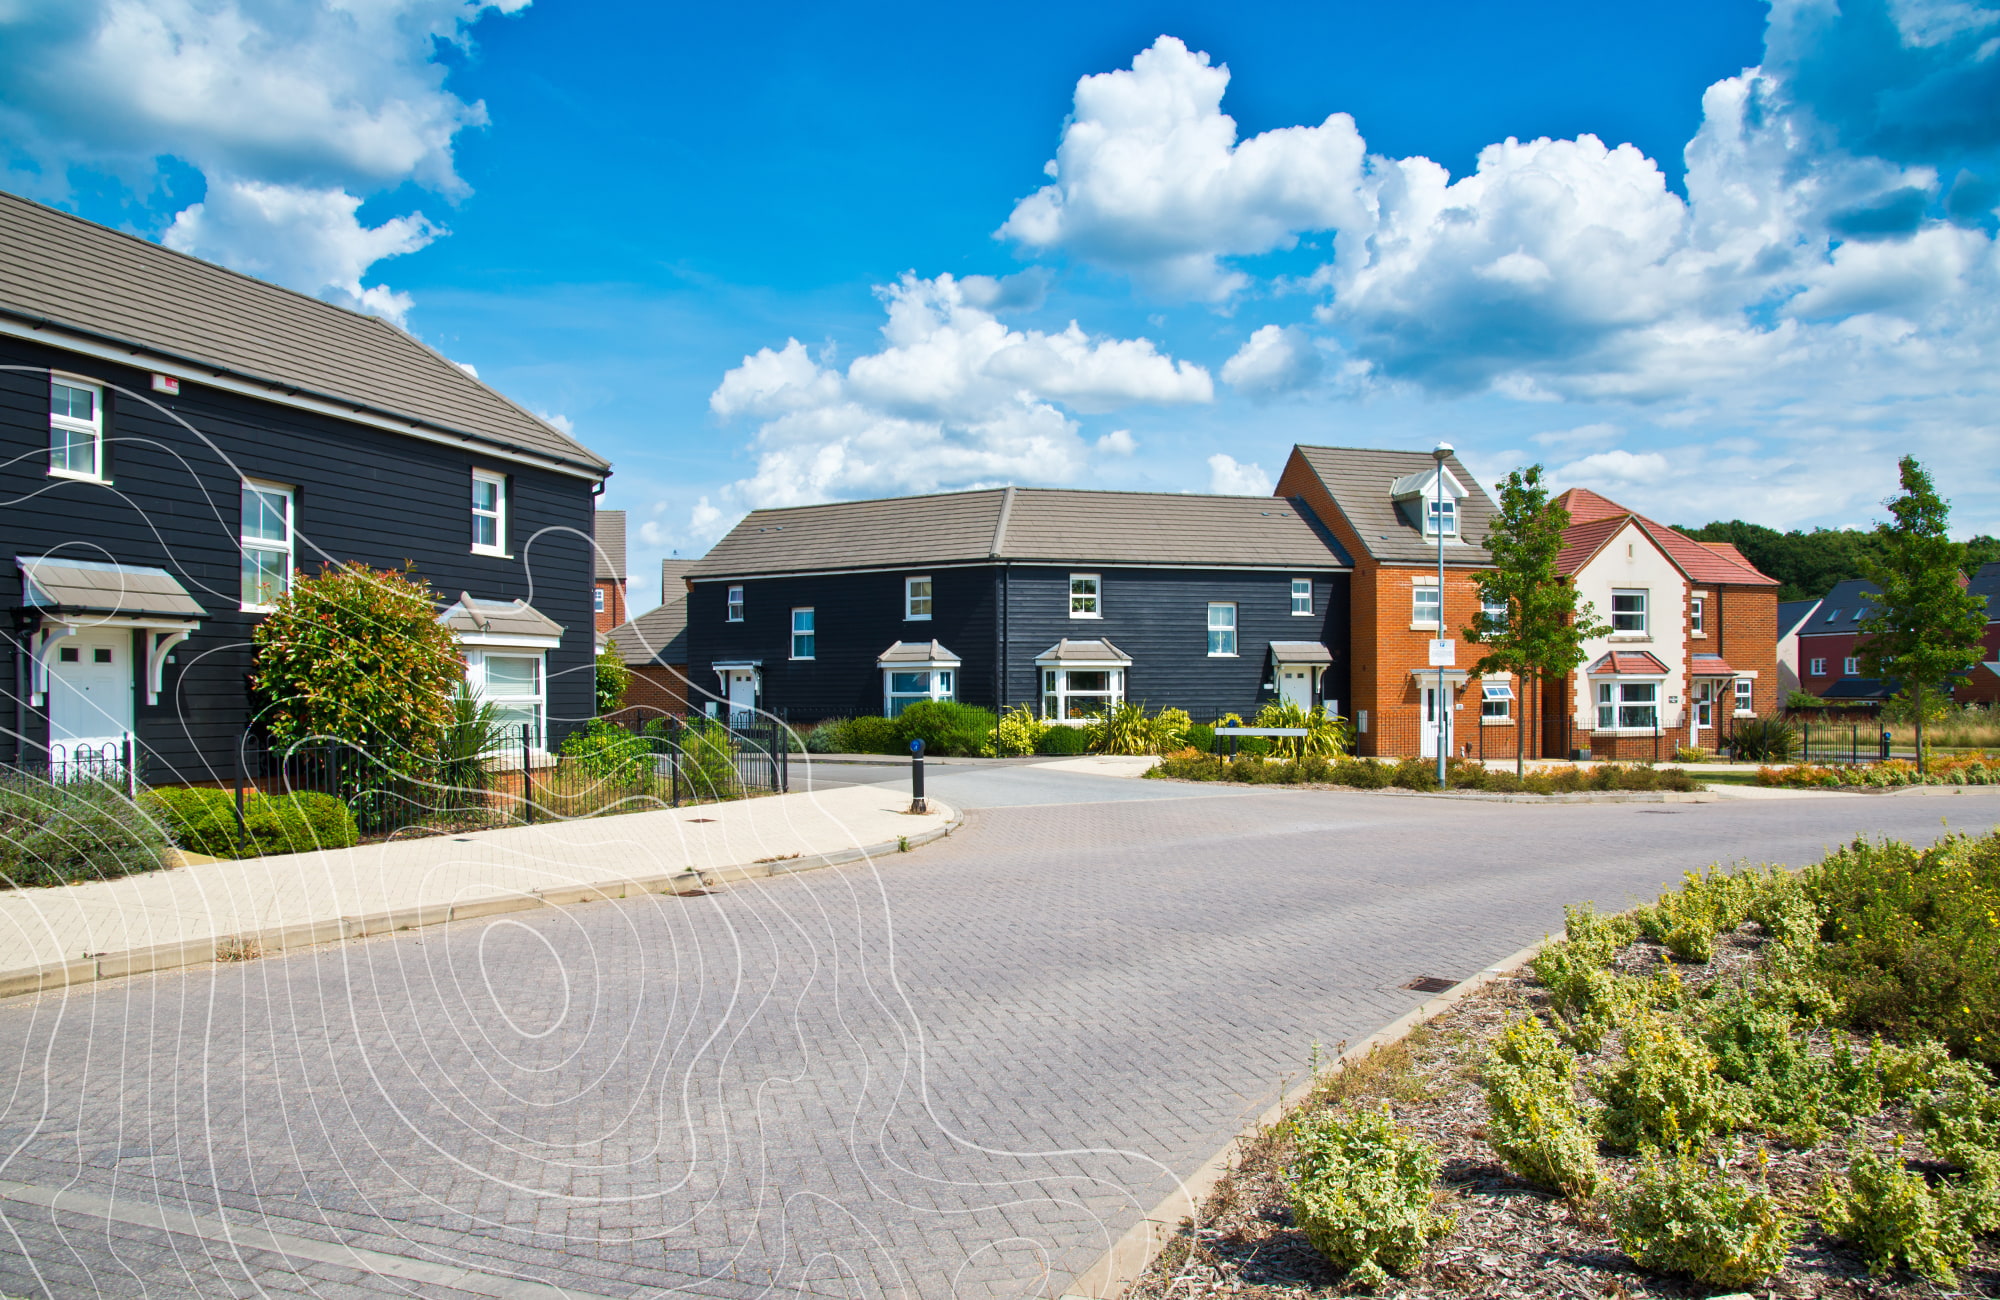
[1425,497,1457,537]
[1390,464,1467,539]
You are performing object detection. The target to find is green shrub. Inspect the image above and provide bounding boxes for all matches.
[1729,714,1797,762]
[838,716,904,754]
[560,718,653,782]
[991,704,1047,757]
[1799,832,2000,1064]
[143,785,359,859]
[802,719,846,753]
[1613,1158,1795,1288]
[1086,701,1156,755]
[1335,758,1393,789]
[897,700,996,757]
[1146,751,1225,781]
[1284,1105,1454,1288]
[1482,1018,1601,1198]
[1035,725,1091,756]
[1596,1014,1748,1155]
[1390,758,1438,791]
[1699,991,1846,1146]
[0,772,173,887]
[1634,865,1758,963]
[1914,1058,2000,1168]
[654,718,739,799]
[1147,707,1193,754]
[1253,701,1348,759]
[1186,722,1215,753]
[1815,1147,1973,1285]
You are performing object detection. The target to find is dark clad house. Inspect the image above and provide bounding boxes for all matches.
[685,487,1351,723]
[0,192,611,780]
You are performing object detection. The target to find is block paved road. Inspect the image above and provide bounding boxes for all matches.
[1,775,1995,1300]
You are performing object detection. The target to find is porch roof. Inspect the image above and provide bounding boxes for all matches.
[20,556,204,619]
[1033,638,1132,666]
[439,593,564,642]
[877,640,962,667]
[1586,650,1671,676]
[1268,640,1332,665]
[1688,653,1739,677]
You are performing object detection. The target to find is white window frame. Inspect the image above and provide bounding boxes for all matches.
[1611,589,1648,634]
[1290,578,1313,616]
[726,585,745,621]
[1423,496,1458,537]
[1689,596,1706,636]
[1412,585,1442,630]
[1809,657,1827,677]
[1207,602,1237,657]
[471,469,507,556]
[1481,681,1514,721]
[1069,573,1101,618]
[1040,666,1125,720]
[1824,607,1842,623]
[593,587,605,614]
[884,667,954,717]
[49,375,106,481]
[1480,595,1508,632]
[1735,677,1754,714]
[1695,681,1715,729]
[1594,679,1661,731]
[239,479,294,612]
[1843,656,1860,677]
[468,649,546,751]
[790,607,815,660]
[905,575,933,621]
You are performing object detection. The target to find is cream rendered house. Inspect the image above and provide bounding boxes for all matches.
[1560,516,1690,759]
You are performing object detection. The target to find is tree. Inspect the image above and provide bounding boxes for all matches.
[1467,465,1612,775]
[1856,457,1988,774]
[249,563,462,780]
[595,639,632,715]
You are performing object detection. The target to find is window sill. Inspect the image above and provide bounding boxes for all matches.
[1068,613,1102,620]
[1690,632,1708,639]
[904,616,932,622]
[47,468,111,485]
[1409,623,1441,632]
[1208,652,1239,658]
[240,605,276,615]
[790,657,815,663]
[1733,709,1757,718]
[471,548,513,559]
[1607,634,1652,643]
[1591,728,1665,736]
[1291,611,1314,617]
[1480,717,1514,726]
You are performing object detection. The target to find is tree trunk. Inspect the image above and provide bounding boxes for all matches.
[1915,682,1926,775]
[1517,670,1528,778]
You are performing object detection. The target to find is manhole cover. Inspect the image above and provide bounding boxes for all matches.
[687,817,717,823]
[1403,976,1456,994]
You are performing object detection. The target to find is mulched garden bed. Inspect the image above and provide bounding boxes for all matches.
[1129,925,2000,1299]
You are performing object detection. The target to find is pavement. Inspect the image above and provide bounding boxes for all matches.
[0,782,955,982]
[0,771,1995,1300]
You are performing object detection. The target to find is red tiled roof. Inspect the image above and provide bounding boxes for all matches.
[1552,487,1778,586]
[1588,650,1671,675]
[1688,653,1739,676]
[1556,514,1630,576]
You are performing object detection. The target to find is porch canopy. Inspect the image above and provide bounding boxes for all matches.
[20,556,204,705]
[1688,653,1739,677]
[438,593,564,647]
[1268,640,1332,666]
[877,640,961,670]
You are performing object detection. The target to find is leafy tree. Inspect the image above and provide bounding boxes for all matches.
[1675,519,2000,601]
[595,639,632,715]
[1468,465,1612,775]
[1856,457,1989,773]
[249,563,462,779]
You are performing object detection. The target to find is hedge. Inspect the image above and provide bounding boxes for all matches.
[143,786,360,859]
[0,773,172,888]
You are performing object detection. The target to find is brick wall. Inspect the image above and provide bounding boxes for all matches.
[1718,586,1778,717]
[594,579,627,634]
[618,663,688,718]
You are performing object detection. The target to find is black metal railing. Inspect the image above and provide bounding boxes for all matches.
[1798,722,1886,767]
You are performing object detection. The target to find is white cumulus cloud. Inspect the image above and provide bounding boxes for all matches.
[1221,324,1323,396]
[711,272,1211,507]
[1096,428,1138,455]
[1207,453,1273,496]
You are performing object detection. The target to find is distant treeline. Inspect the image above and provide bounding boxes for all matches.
[1671,520,2000,602]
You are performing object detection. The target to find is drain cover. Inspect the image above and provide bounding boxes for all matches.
[687,817,717,823]
[1404,976,1456,994]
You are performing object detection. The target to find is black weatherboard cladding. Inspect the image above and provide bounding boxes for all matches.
[0,338,597,780]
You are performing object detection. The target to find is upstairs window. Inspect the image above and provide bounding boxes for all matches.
[1809,657,1827,676]
[240,481,293,611]
[790,607,815,659]
[1424,496,1458,537]
[1412,585,1441,629]
[1690,596,1706,635]
[905,575,933,620]
[594,587,605,614]
[49,377,103,480]
[1207,602,1237,656]
[1611,589,1648,634]
[1480,594,1508,632]
[1290,578,1313,616]
[1844,656,1860,676]
[471,470,506,555]
[726,585,745,622]
[1735,678,1754,711]
[1070,573,1100,618]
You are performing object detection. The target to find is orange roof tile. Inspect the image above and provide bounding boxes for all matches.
[1553,487,1778,586]
[1554,487,1628,524]
[1556,514,1631,576]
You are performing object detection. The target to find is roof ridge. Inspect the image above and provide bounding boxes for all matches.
[992,485,1016,556]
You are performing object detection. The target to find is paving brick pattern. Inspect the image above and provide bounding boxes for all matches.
[1,784,1995,1299]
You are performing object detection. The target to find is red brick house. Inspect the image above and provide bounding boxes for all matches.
[593,508,627,634]
[606,558,693,717]
[1275,445,1519,760]
[1550,489,1780,759]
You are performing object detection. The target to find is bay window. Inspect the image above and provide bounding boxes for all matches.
[1596,680,1659,730]
[885,669,953,716]
[1041,667,1122,719]
[476,652,545,749]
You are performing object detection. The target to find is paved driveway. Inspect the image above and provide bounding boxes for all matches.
[1,787,1995,1300]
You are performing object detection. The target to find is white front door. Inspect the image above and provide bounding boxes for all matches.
[1277,666,1313,710]
[1420,684,1453,759]
[49,626,134,761]
[727,670,757,724]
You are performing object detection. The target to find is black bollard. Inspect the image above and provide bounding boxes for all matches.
[909,737,927,814]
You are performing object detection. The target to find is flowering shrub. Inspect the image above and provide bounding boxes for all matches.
[1596,1013,1748,1155]
[1482,1017,1601,1198]
[1815,1146,1973,1284]
[1757,752,2000,787]
[991,704,1047,757]
[1614,1158,1794,1288]
[1634,866,1759,963]
[1284,1104,1454,1288]
[249,564,461,782]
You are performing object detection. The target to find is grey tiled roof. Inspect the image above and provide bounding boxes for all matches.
[687,487,1346,578]
[1801,578,1880,634]
[1971,561,2000,622]
[1777,599,1820,638]
[659,559,695,596]
[1268,641,1333,664]
[605,596,687,666]
[1032,638,1132,664]
[0,191,609,474]
[1290,445,1499,564]
[440,594,565,641]
[877,640,962,665]
[20,556,205,618]
[594,510,626,581]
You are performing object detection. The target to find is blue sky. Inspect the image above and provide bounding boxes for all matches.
[4,0,1997,609]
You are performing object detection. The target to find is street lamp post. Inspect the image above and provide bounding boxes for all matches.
[1434,441,1451,790]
